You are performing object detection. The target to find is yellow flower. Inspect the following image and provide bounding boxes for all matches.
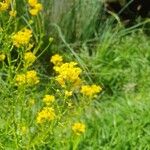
[0,54,5,61]
[54,62,82,87]
[65,90,72,97]
[36,107,56,124]
[26,70,39,85]
[28,0,43,16]
[43,95,55,105]
[50,54,63,66]
[80,84,102,97]
[24,52,36,66]
[35,3,42,11]
[29,8,38,16]
[15,70,39,86]
[12,28,32,47]
[0,0,10,11]
[15,74,26,86]
[55,76,65,87]
[28,0,37,7]
[9,10,17,17]
[72,122,85,135]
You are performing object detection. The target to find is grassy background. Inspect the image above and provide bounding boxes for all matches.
[79,31,150,149]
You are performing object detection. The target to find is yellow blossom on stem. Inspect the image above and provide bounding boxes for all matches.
[9,10,17,17]
[24,52,36,66]
[29,8,39,16]
[28,0,37,7]
[50,54,63,66]
[28,0,43,16]
[65,90,72,97]
[55,76,66,87]
[0,0,10,11]
[26,70,39,85]
[72,122,85,135]
[80,84,102,97]
[15,70,39,86]
[34,3,42,11]
[43,95,55,105]
[54,62,82,87]
[12,28,32,48]
[15,74,26,86]
[36,107,56,124]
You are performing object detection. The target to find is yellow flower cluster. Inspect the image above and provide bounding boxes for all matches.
[28,0,43,16]
[9,10,17,17]
[0,54,5,61]
[12,28,32,47]
[72,122,85,135]
[15,70,39,86]
[43,95,55,106]
[0,0,10,11]
[65,90,72,97]
[80,84,102,97]
[36,107,56,124]
[26,70,39,85]
[50,54,63,66]
[51,54,102,98]
[54,62,82,87]
[15,74,26,86]
[24,52,36,66]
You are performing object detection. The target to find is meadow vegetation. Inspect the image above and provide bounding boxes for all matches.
[0,0,150,149]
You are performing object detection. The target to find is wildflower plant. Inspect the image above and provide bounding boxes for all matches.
[0,1,102,149]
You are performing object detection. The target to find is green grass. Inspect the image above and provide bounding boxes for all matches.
[1,0,150,149]
[81,97,150,149]
[75,30,150,149]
